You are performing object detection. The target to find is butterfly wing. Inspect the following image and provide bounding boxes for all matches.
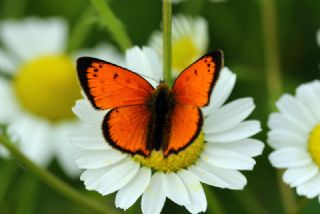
[164,50,223,156]
[77,57,154,110]
[172,50,223,107]
[102,105,152,156]
[163,104,203,156]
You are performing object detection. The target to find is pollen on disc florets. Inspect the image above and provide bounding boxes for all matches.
[308,123,320,167]
[133,133,204,172]
[13,55,81,122]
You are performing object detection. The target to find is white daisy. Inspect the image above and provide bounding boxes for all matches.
[71,46,264,214]
[149,15,208,76]
[268,80,320,202]
[0,17,123,177]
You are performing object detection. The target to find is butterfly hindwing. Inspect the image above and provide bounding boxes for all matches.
[164,104,203,156]
[103,105,151,156]
[172,50,223,107]
[77,57,154,110]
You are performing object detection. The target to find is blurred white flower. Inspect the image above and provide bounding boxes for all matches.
[0,17,123,177]
[71,46,263,214]
[149,15,208,76]
[268,80,320,202]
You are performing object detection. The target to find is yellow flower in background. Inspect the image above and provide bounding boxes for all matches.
[149,15,208,76]
[0,17,123,177]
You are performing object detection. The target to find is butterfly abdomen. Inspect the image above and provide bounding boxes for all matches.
[147,83,175,152]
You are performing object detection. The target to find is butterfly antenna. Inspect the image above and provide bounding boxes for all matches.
[138,73,160,84]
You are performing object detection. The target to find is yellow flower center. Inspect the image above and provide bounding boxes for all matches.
[133,133,204,172]
[308,124,320,166]
[172,36,200,73]
[13,55,80,122]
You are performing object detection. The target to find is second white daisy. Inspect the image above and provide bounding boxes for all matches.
[268,80,320,202]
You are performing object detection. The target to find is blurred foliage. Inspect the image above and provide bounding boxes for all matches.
[0,0,319,213]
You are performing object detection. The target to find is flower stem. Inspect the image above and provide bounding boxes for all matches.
[67,8,95,52]
[260,0,282,109]
[162,0,172,84]
[260,0,297,213]
[90,0,132,52]
[0,134,121,214]
[204,186,225,214]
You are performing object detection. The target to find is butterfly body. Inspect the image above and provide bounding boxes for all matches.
[146,82,175,151]
[77,50,223,157]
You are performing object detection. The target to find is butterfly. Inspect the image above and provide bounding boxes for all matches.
[76,50,223,157]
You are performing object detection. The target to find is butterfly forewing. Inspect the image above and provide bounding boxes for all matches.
[172,50,223,107]
[77,57,154,110]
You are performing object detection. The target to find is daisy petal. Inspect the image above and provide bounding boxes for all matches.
[72,99,107,127]
[283,163,319,187]
[201,148,256,170]
[296,82,320,121]
[205,97,255,133]
[203,68,236,115]
[268,112,307,138]
[190,159,247,189]
[164,172,190,206]
[80,168,110,190]
[141,172,166,214]
[0,18,67,61]
[297,173,320,198]
[75,149,126,169]
[0,49,16,74]
[178,169,207,214]
[269,148,312,168]
[8,115,53,166]
[0,78,20,123]
[189,164,228,189]
[52,122,81,177]
[276,94,315,131]
[205,138,264,157]
[126,46,161,87]
[205,120,261,143]
[116,167,151,210]
[70,128,111,150]
[95,158,140,195]
[267,130,306,150]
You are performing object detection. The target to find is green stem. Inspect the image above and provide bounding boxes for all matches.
[204,186,225,214]
[67,8,95,52]
[292,197,309,214]
[260,0,297,213]
[276,170,297,214]
[0,135,121,214]
[90,0,132,52]
[260,0,282,108]
[162,0,172,84]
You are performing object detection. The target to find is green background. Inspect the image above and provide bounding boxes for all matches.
[0,0,320,213]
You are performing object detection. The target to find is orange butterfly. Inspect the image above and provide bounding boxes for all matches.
[76,50,223,157]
